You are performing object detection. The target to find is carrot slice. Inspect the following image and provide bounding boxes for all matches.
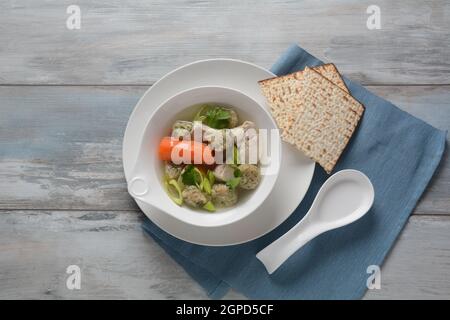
[158,137,178,161]
[158,137,215,164]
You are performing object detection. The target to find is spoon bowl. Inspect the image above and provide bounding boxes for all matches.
[313,170,374,229]
[256,169,374,274]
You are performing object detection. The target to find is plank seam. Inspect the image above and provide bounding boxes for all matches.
[1,84,450,87]
[0,208,448,216]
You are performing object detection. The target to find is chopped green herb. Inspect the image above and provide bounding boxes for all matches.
[202,176,212,194]
[234,168,242,177]
[226,177,241,190]
[181,164,202,186]
[164,179,183,206]
[233,145,240,165]
[203,201,216,212]
[207,170,215,185]
[177,174,185,190]
[193,167,204,189]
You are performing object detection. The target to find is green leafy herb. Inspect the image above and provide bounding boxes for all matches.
[204,108,231,129]
[181,165,202,186]
[234,167,242,177]
[226,177,241,190]
[193,105,231,129]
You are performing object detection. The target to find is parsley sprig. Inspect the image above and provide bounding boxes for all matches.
[194,105,231,129]
[181,165,202,186]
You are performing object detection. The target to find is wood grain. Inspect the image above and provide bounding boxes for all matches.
[0,0,449,299]
[0,210,448,299]
[0,85,447,213]
[0,210,207,299]
[0,86,140,211]
[0,0,449,85]
[364,215,450,300]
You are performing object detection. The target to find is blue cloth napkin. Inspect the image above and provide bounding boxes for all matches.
[142,44,447,299]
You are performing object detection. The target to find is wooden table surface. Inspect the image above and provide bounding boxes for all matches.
[0,0,449,299]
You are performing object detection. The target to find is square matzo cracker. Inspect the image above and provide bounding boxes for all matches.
[258,63,348,137]
[289,67,364,173]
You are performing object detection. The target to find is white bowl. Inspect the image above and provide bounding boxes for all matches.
[127,86,281,228]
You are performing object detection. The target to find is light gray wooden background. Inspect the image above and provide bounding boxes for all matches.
[0,0,449,299]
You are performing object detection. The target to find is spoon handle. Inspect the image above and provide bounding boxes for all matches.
[256,216,321,274]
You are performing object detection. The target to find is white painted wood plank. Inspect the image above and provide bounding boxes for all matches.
[0,211,448,299]
[0,86,140,211]
[0,210,208,299]
[364,215,450,299]
[0,85,448,213]
[0,0,449,85]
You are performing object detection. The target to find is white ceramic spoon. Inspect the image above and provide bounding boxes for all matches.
[256,169,374,274]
